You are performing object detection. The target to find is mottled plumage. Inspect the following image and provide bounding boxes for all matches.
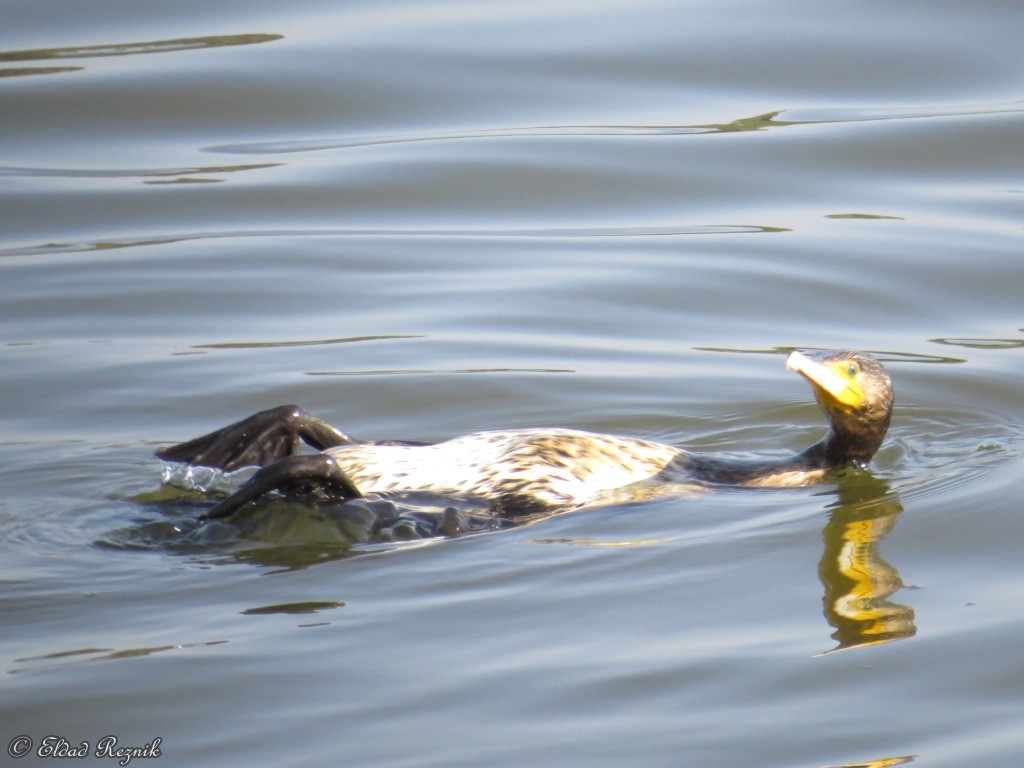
[325,428,683,507]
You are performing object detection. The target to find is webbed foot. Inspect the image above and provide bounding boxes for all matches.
[156,405,353,471]
[200,454,363,521]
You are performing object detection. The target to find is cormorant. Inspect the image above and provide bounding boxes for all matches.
[156,350,893,521]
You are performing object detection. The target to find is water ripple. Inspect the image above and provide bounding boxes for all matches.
[207,100,1024,156]
[196,335,425,350]
[0,224,787,258]
[0,32,282,63]
[931,334,1024,350]
[0,163,278,180]
[881,404,1024,503]
[694,346,967,365]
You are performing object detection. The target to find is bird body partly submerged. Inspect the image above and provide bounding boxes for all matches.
[320,425,848,508]
[156,350,894,521]
[323,428,684,508]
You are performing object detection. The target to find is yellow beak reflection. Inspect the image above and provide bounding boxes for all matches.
[785,350,864,412]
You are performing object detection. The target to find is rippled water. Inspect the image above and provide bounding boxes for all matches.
[3,1,1024,766]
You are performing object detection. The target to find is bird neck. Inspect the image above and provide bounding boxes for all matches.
[683,430,867,487]
[817,416,887,467]
[794,435,865,470]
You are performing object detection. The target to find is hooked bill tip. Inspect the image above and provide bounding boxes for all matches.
[785,350,812,372]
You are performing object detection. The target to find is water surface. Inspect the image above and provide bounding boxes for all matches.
[2,1,1024,766]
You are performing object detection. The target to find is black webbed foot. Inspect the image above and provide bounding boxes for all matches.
[200,454,363,521]
[156,405,354,471]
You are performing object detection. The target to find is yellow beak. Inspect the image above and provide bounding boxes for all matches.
[785,351,864,412]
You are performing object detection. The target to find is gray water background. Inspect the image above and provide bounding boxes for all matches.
[2,1,1024,766]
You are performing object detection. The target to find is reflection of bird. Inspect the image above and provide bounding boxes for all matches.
[822,755,915,768]
[156,350,894,521]
[818,477,915,654]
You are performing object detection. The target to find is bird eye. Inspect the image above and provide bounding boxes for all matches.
[846,362,860,378]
